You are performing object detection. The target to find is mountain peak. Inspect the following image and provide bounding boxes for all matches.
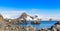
[20,12,28,18]
[17,12,28,21]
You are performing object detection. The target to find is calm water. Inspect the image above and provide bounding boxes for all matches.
[17,20,57,29]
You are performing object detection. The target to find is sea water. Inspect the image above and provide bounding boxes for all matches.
[17,20,57,29]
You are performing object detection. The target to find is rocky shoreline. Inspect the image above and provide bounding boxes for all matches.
[0,12,60,31]
[0,21,60,31]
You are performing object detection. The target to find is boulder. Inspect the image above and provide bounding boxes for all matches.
[31,21,40,24]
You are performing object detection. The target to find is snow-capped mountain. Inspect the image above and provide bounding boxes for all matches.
[17,12,40,21]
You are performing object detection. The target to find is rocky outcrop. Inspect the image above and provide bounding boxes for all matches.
[0,14,4,21]
[16,12,33,24]
[51,22,60,31]
[49,18,52,21]
[17,12,34,22]
[17,12,28,21]
[31,21,40,24]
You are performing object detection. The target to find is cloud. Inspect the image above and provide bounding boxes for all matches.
[0,10,26,19]
[0,8,60,20]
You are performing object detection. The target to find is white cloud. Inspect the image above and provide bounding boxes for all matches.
[0,10,26,19]
[0,8,60,20]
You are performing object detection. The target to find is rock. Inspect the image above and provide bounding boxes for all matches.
[31,21,40,24]
[49,18,52,21]
[0,14,4,21]
[17,12,28,21]
[16,12,34,24]
[16,12,28,23]
[40,28,47,31]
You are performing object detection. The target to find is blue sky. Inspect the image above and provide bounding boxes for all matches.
[0,0,60,20]
[0,0,60,9]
